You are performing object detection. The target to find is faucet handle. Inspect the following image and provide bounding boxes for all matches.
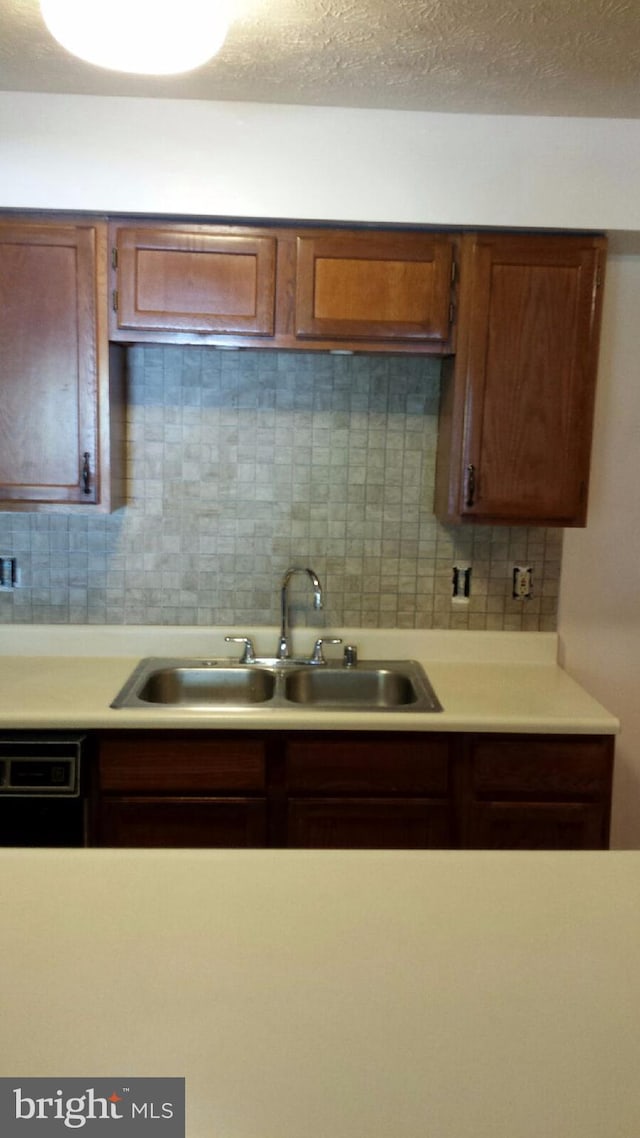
[224,636,256,664]
[310,637,342,665]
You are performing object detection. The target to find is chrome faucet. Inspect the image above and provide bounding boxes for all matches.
[277,567,323,660]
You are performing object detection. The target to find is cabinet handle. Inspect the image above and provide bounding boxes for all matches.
[82,452,91,495]
[465,463,476,508]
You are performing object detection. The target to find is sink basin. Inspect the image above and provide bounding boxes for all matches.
[134,665,276,706]
[111,659,278,708]
[111,657,442,713]
[284,667,423,708]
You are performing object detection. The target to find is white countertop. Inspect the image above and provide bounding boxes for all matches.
[1,847,639,1138]
[0,626,619,733]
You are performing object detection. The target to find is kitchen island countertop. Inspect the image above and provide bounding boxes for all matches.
[1,847,639,1138]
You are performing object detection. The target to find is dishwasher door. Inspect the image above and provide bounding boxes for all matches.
[0,734,89,846]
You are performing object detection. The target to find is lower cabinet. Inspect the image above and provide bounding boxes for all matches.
[458,733,614,850]
[96,732,267,848]
[283,734,453,848]
[93,730,614,851]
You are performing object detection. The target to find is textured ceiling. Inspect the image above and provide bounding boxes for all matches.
[1,0,640,117]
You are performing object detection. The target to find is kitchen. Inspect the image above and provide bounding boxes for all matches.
[1,2,640,1135]
[0,113,637,842]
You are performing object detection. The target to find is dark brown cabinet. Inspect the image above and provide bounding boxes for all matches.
[284,733,452,848]
[435,232,606,526]
[96,732,268,848]
[0,218,124,512]
[458,733,614,849]
[294,231,455,346]
[93,729,613,851]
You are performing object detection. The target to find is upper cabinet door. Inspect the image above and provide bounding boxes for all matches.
[0,221,104,507]
[435,233,606,527]
[295,231,455,345]
[112,225,277,338]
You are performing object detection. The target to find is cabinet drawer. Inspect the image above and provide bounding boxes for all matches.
[469,736,614,799]
[285,735,449,795]
[98,733,266,793]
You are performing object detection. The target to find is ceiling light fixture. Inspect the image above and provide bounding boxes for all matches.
[39,0,232,75]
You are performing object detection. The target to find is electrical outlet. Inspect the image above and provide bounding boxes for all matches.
[512,565,532,600]
[452,563,472,604]
[0,557,19,590]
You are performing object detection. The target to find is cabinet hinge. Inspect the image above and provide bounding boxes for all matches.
[596,266,603,289]
[111,247,118,270]
[450,259,457,285]
[112,289,118,312]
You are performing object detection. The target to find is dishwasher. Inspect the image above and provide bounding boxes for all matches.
[0,733,90,846]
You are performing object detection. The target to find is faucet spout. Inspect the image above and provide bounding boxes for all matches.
[277,566,323,660]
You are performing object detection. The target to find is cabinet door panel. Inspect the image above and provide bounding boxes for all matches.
[435,232,606,526]
[115,227,277,336]
[99,797,267,848]
[460,235,604,524]
[467,802,606,850]
[288,798,452,849]
[295,232,454,343]
[0,223,99,504]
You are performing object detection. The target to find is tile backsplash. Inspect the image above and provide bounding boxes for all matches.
[0,346,561,631]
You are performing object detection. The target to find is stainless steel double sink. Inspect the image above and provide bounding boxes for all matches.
[111,657,442,713]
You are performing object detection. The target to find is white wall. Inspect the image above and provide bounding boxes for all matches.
[1,91,640,230]
[2,88,639,843]
[559,252,640,848]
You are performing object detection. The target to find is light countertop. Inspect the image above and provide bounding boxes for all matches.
[1,847,639,1137]
[0,626,619,734]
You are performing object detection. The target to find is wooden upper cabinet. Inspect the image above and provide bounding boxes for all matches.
[0,219,123,511]
[109,222,456,353]
[434,232,606,526]
[111,224,277,339]
[295,231,455,345]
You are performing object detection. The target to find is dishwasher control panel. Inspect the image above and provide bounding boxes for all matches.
[0,736,83,796]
